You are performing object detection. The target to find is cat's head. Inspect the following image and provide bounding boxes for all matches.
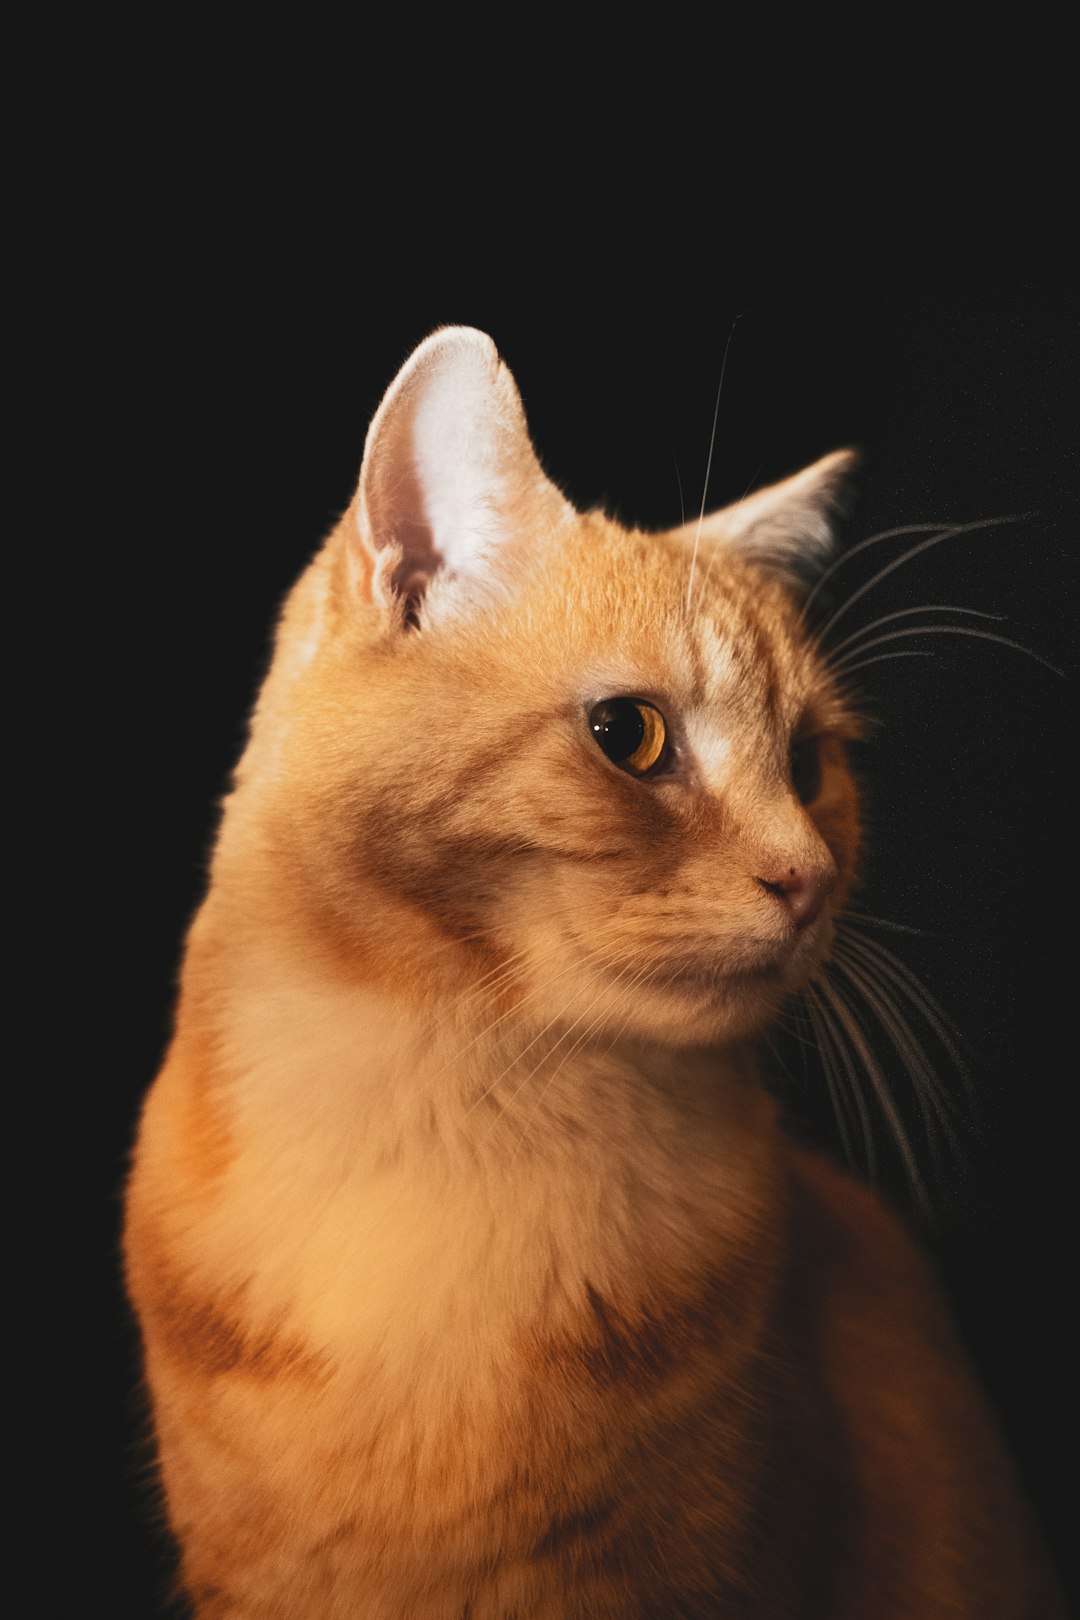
[227,328,861,1049]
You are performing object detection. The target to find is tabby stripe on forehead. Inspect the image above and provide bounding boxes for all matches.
[690,592,787,729]
[686,582,743,693]
[741,610,787,728]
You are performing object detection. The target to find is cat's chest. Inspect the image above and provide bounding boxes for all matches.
[156,944,781,1404]
[176,1231,799,1618]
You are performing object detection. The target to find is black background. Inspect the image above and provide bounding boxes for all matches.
[83,252,1075,1612]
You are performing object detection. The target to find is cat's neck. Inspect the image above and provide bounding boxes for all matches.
[146,887,789,1394]
[182,886,783,1230]
[208,912,753,1135]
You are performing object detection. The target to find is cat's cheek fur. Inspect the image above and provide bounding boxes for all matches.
[492,883,781,1049]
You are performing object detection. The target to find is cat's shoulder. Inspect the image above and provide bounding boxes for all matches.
[780,1141,1008,1482]
[780,1150,1061,1614]
[785,1144,930,1278]
[782,1143,965,1357]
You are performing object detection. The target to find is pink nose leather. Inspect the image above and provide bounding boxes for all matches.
[756,866,837,929]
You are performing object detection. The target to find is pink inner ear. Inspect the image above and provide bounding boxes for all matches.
[363,425,444,613]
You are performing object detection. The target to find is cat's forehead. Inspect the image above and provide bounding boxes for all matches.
[541,518,820,716]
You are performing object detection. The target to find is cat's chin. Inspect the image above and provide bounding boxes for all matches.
[600,964,789,1048]
[637,931,833,1046]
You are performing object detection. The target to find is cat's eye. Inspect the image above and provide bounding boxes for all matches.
[588,698,668,777]
[790,735,823,805]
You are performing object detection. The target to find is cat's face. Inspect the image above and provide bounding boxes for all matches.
[229,329,861,1050]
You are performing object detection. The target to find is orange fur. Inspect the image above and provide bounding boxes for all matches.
[125,328,1063,1616]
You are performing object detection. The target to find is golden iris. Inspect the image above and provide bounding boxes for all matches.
[588,699,667,777]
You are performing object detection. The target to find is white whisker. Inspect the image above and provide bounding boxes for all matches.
[816,515,1025,644]
[805,981,877,1177]
[671,447,686,526]
[845,909,934,938]
[827,603,1003,662]
[686,313,744,614]
[840,931,969,1083]
[818,967,932,1217]
[832,622,1063,678]
[502,958,659,1163]
[458,935,634,1121]
[799,521,961,628]
[804,996,860,1171]
[832,947,963,1177]
[413,925,633,1110]
[835,650,934,674]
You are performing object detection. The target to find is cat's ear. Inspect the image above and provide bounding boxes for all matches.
[351,327,573,627]
[669,449,858,582]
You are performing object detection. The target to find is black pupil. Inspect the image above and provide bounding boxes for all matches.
[791,737,822,804]
[590,699,645,763]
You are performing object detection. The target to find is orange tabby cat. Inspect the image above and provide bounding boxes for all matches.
[125,327,1063,1617]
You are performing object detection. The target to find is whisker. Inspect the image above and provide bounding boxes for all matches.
[799,521,962,628]
[841,928,962,1035]
[594,960,666,1074]
[425,956,580,1098]
[818,968,933,1217]
[693,455,768,610]
[460,936,634,1120]
[840,931,969,1081]
[816,515,1026,644]
[831,947,963,1176]
[454,942,545,1009]
[671,448,686,526]
[834,650,933,675]
[826,603,1004,662]
[768,1001,822,1049]
[417,925,635,1108]
[686,313,744,615]
[831,623,1063,678]
[844,909,933,938]
[799,997,858,1169]
[503,959,658,1163]
[805,981,877,1177]
[837,952,963,1126]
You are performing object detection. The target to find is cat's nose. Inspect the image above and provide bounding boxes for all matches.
[755,864,837,930]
